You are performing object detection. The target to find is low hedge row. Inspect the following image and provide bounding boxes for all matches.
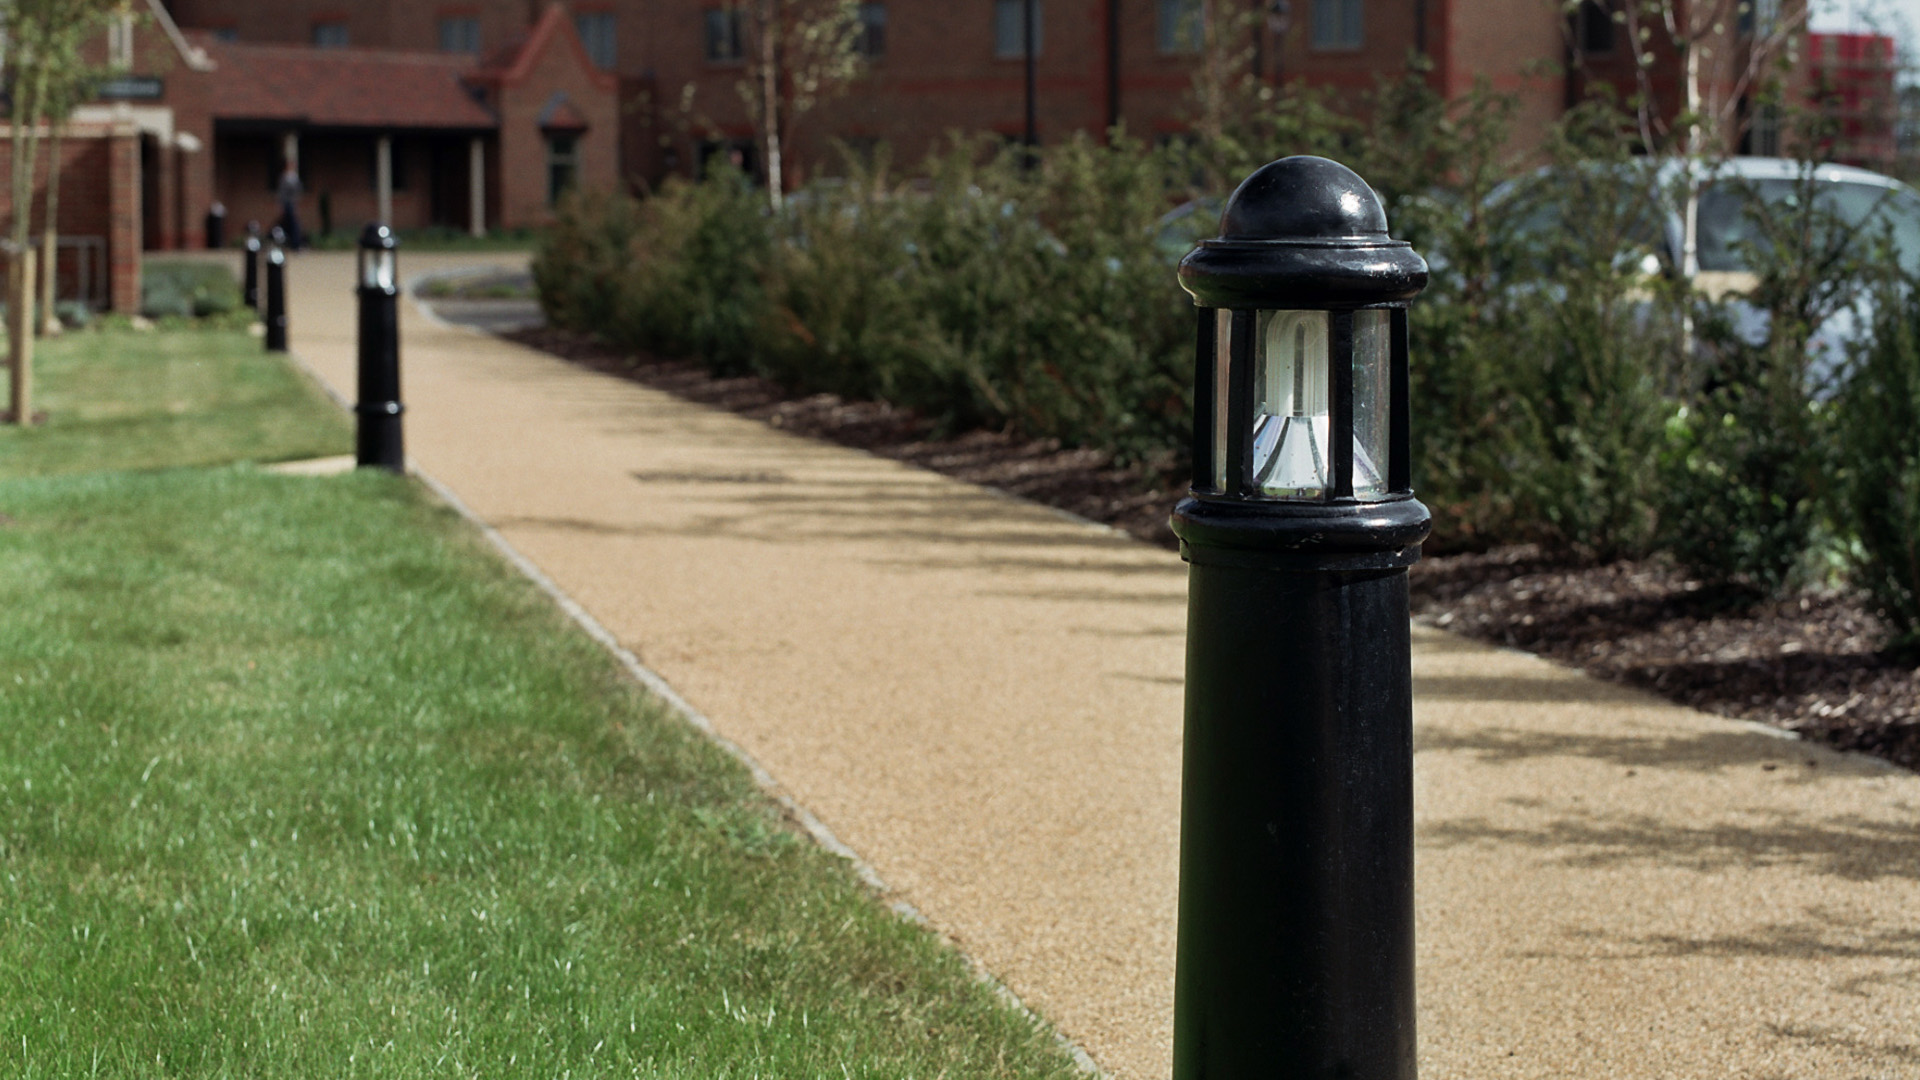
[533,83,1920,651]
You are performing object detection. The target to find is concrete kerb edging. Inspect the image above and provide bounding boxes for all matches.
[275,331,1109,1079]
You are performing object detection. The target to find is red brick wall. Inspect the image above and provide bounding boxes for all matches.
[169,0,539,51]
[0,124,142,311]
[161,0,1806,198]
[492,20,619,227]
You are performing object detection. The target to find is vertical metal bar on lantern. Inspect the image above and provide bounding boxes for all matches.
[1226,309,1254,495]
[1390,307,1412,494]
[1191,308,1217,492]
[1331,310,1356,499]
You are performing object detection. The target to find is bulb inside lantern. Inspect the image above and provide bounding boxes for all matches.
[1251,310,1331,498]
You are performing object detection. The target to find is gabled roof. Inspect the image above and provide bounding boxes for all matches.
[206,42,496,130]
[470,2,618,95]
[143,0,215,72]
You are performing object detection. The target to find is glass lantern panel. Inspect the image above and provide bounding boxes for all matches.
[362,251,396,291]
[1350,309,1391,500]
[1251,309,1331,499]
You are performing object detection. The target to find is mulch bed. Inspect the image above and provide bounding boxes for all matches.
[506,324,1920,774]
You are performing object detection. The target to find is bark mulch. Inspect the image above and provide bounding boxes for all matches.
[506,324,1920,774]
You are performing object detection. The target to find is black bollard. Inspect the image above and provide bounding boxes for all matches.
[243,222,261,312]
[264,242,288,353]
[1169,156,1430,1080]
[354,224,404,472]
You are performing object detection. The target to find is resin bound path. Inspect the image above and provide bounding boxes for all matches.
[275,249,1920,1079]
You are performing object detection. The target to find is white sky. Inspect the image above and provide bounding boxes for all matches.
[1814,0,1920,51]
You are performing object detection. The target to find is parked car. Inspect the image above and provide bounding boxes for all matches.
[1488,156,1920,391]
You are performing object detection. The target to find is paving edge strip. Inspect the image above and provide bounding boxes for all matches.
[279,337,1108,1078]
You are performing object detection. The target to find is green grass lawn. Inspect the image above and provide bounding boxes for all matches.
[0,327,350,480]
[0,331,1083,1077]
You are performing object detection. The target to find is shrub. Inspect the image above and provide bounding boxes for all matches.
[1478,110,1682,560]
[1658,166,1871,593]
[141,261,241,321]
[1831,265,1920,651]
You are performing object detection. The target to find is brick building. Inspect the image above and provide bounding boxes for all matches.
[156,0,1801,192]
[1,0,617,311]
[4,0,1805,311]
[1805,30,1898,172]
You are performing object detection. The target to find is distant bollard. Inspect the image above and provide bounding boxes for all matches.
[205,202,227,250]
[1169,156,1431,1080]
[243,222,262,312]
[264,239,288,353]
[354,223,404,472]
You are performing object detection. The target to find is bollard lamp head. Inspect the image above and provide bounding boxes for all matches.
[1178,156,1426,504]
[358,223,399,292]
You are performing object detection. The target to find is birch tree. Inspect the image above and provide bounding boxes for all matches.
[3,0,121,422]
[1580,0,1810,278]
[728,0,863,210]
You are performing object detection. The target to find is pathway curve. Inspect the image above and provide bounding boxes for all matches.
[275,250,1920,1079]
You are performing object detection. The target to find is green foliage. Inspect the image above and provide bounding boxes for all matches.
[538,137,1190,463]
[141,260,243,320]
[0,327,1087,1078]
[1658,166,1873,594]
[531,73,1910,633]
[0,326,348,479]
[0,468,1087,1078]
[1490,113,1683,560]
[1831,267,1920,651]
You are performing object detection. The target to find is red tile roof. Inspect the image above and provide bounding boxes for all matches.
[206,42,496,130]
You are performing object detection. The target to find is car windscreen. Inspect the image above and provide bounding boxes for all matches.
[1698,178,1920,276]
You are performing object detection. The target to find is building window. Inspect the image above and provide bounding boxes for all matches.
[1309,0,1361,50]
[312,21,350,48]
[855,3,887,58]
[993,0,1041,59]
[548,134,579,205]
[704,8,744,62]
[107,14,136,68]
[1156,0,1203,54]
[438,16,481,53]
[575,11,616,69]
[1573,0,1614,55]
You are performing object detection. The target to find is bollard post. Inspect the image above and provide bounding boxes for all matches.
[264,240,288,353]
[1169,156,1430,1080]
[354,224,404,472]
[243,222,262,312]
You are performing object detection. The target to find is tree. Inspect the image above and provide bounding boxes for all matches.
[727,0,864,210]
[3,0,122,422]
[1580,0,1810,278]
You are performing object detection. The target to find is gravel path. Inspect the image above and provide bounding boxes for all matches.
[276,250,1920,1079]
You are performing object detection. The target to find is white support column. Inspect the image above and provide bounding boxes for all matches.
[281,130,299,171]
[468,136,486,238]
[376,135,393,227]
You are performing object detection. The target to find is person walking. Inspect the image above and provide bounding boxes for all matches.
[276,163,305,250]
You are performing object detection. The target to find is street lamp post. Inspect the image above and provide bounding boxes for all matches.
[243,221,262,313]
[1170,155,1430,1080]
[354,224,405,472]
[264,230,288,354]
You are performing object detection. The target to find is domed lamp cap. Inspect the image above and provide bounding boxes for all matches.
[1178,155,1428,309]
[359,222,399,250]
